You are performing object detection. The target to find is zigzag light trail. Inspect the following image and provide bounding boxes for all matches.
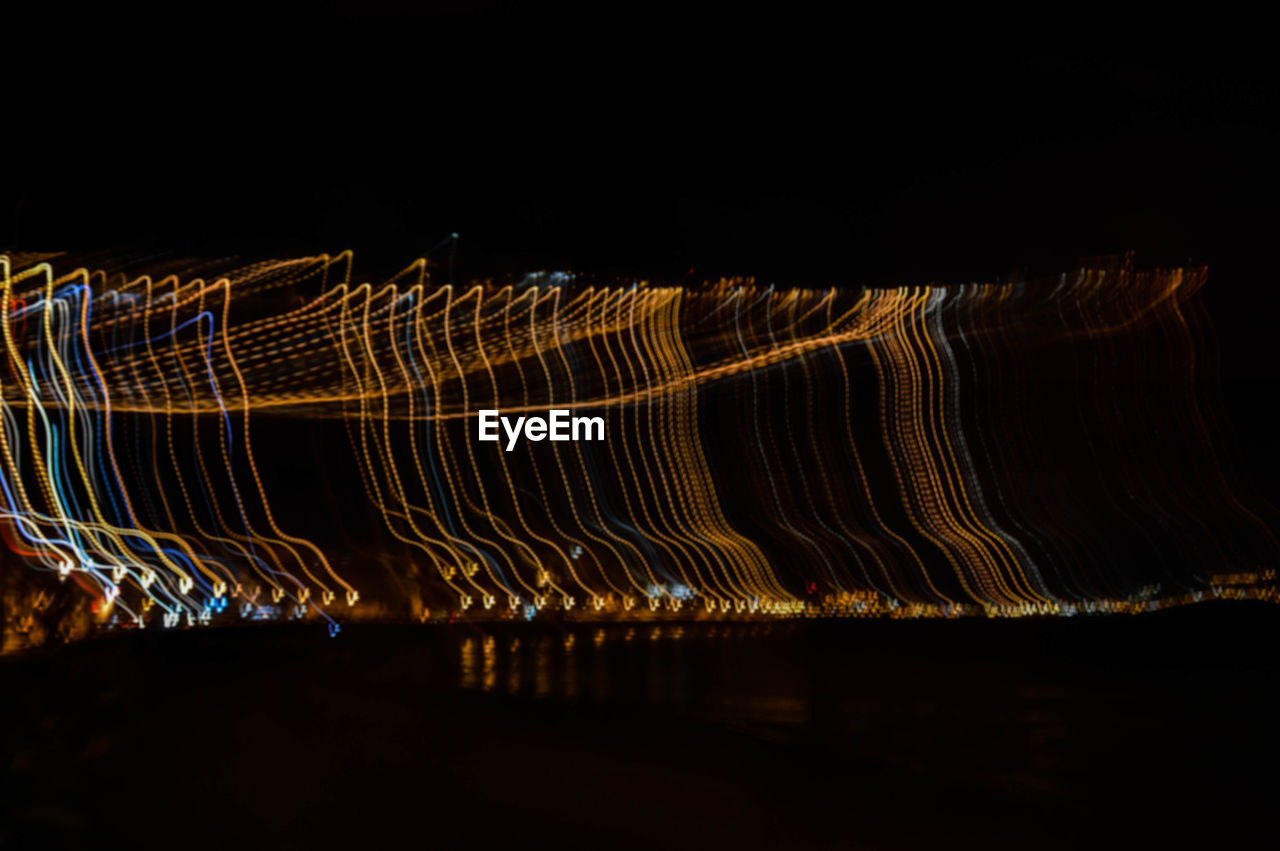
[1,251,1275,650]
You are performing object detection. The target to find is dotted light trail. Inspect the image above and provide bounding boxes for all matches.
[1,251,1275,649]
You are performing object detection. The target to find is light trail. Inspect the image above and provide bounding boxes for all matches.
[1,251,1275,649]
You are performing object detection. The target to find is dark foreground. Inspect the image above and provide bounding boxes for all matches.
[3,604,1277,849]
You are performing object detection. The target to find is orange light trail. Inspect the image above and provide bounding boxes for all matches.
[2,251,1275,649]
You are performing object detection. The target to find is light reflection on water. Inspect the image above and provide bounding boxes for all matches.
[437,610,1280,818]
[452,621,1089,803]
[458,623,783,707]
[4,611,1268,849]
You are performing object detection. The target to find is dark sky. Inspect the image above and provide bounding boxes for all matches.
[8,3,1278,282]
[6,3,1279,474]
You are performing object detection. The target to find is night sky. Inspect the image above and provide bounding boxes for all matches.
[6,4,1279,477]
